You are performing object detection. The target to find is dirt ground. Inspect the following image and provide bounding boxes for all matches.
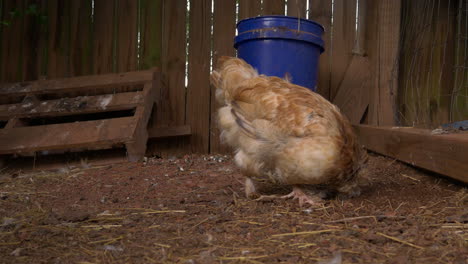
[0,153,466,264]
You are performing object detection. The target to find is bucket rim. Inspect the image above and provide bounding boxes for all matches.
[236,15,325,31]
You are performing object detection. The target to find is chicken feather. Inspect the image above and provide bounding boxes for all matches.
[211,56,367,206]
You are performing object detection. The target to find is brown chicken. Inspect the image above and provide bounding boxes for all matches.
[211,57,368,206]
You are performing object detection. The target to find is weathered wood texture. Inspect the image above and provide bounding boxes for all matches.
[399,0,465,127]
[355,125,468,183]
[287,0,307,18]
[309,0,332,100]
[263,0,285,15]
[211,0,236,154]
[239,0,261,20]
[186,0,211,153]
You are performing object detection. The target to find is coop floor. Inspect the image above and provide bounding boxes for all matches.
[0,153,466,264]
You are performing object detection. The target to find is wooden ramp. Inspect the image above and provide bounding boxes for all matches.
[0,70,159,162]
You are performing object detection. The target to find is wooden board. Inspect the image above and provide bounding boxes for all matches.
[263,0,285,15]
[92,0,115,74]
[21,0,43,81]
[0,92,143,120]
[287,0,307,18]
[211,0,236,154]
[239,0,261,20]
[333,56,370,124]
[0,117,136,154]
[139,0,162,70]
[149,126,191,139]
[309,0,332,100]
[116,0,138,73]
[371,0,401,126]
[186,0,211,153]
[329,0,356,101]
[0,0,24,82]
[69,0,92,77]
[355,125,468,183]
[47,0,70,79]
[0,70,154,97]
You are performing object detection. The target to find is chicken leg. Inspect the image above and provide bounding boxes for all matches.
[254,185,324,207]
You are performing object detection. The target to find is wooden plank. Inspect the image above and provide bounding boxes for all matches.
[0,117,136,154]
[329,0,356,101]
[287,0,307,18]
[333,56,370,124]
[139,0,162,70]
[148,125,191,138]
[46,0,70,78]
[0,0,24,82]
[0,92,143,120]
[0,70,154,97]
[263,0,285,15]
[21,0,43,81]
[309,0,332,100]
[186,0,211,153]
[92,0,116,74]
[149,0,187,157]
[211,0,236,153]
[355,125,468,183]
[116,0,138,73]
[369,0,401,126]
[126,80,157,161]
[239,0,261,20]
[69,0,92,76]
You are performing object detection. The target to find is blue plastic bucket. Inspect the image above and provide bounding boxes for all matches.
[234,16,325,91]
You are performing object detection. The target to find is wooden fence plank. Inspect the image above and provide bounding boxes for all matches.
[263,0,285,15]
[239,0,261,20]
[47,0,70,78]
[210,0,236,154]
[148,0,187,157]
[116,0,138,73]
[370,0,401,126]
[452,0,468,122]
[69,0,92,76]
[186,0,211,153]
[92,0,116,74]
[355,125,468,183]
[0,0,24,82]
[21,0,42,81]
[287,0,306,18]
[330,0,356,101]
[309,0,332,100]
[139,0,162,70]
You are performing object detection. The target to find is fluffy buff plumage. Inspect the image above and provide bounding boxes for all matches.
[211,56,368,206]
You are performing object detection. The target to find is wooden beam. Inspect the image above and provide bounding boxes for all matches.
[148,125,192,139]
[0,117,136,154]
[0,70,155,97]
[0,92,143,120]
[355,125,468,183]
[333,56,370,124]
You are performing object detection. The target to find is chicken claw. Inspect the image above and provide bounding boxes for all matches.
[281,186,324,207]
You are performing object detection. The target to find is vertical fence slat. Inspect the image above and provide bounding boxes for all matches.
[93,0,115,74]
[309,0,332,100]
[452,0,468,122]
[186,0,211,153]
[148,0,188,157]
[139,0,162,70]
[21,0,41,81]
[47,0,70,78]
[1,0,24,82]
[69,0,92,76]
[239,0,261,20]
[116,0,138,72]
[263,0,285,15]
[330,0,356,101]
[210,0,236,154]
[287,0,306,18]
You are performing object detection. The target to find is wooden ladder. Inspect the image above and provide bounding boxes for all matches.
[0,70,158,162]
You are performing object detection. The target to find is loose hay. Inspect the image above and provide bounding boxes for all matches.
[0,154,467,263]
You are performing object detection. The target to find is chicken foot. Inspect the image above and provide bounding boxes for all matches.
[254,185,324,207]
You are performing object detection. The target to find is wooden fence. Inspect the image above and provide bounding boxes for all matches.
[0,0,466,156]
